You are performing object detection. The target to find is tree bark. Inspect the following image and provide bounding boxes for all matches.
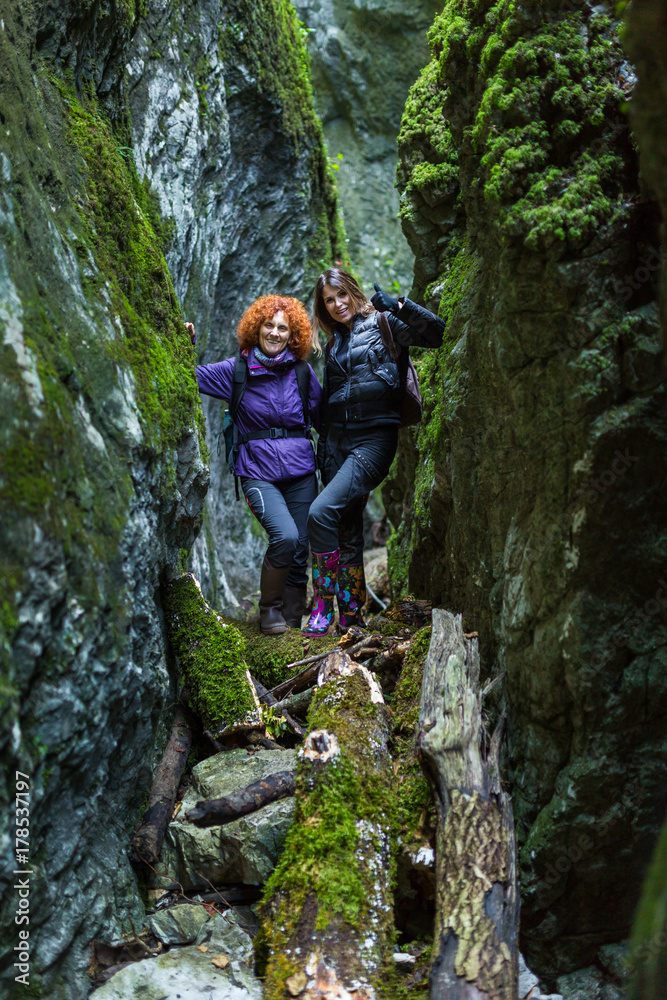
[186,770,296,827]
[258,648,393,1000]
[131,704,192,865]
[416,610,518,1000]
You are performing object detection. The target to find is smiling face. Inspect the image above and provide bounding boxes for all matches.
[257,311,291,356]
[322,283,354,328]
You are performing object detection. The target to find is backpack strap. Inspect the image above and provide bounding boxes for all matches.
[229,355,248,501]
[294,360,312,436]
[377,311,399,361]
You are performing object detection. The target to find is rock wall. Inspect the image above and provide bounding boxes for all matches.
[128,0,343,603]
[0,0,341,996]
[384,0,667,982]
[293,0,442,293]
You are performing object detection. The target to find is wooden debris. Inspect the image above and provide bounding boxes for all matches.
[186,770,296,827]
[131,704,193,865]
[416,610,518,999]
[272,687,315,717]
[385,598,432,627]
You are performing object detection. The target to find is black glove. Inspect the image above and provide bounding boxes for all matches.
[371,282,400,314]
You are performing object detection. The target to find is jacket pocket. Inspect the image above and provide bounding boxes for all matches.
[368,346,399,387]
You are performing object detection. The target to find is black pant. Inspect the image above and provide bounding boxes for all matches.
[241,474,318,588]
[308,425,399,562]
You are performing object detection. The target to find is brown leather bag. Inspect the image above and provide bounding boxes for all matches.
[377,312,423,427]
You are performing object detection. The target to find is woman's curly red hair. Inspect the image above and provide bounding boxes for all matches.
[236,295,313,360]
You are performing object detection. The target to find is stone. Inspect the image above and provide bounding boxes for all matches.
[0,1,340,996]
[518,952,541,998]
[598,942,631,986]
[293,0,443,294]
[384,1,667,978]
[556,967,629,1000]
[89,947,261,1000]
[148,904,212,946]
[165,748,297,889]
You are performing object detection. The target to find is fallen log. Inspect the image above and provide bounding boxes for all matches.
[258,648,393,1000]
[186,770,296,827]
[164,574,261,736]
[416,610,518,1000]
[131,704,192,865]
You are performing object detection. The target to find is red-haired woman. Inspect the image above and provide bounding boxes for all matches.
[186,295,321,635]
[302,268,445,636]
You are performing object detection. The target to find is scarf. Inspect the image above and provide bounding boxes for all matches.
[254,346,291,369]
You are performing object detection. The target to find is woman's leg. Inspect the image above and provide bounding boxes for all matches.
[304,427,398,635]
[241,478,299,634]
[281,474,318,627]
[307,427,398,554]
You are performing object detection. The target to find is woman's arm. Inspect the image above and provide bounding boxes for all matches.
[371,283,445,349]
[194,358,235,400]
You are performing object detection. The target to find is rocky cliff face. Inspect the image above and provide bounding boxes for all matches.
[0,1,340,996]
[385,0,667,981]
[127,0,343,603]
[293,0,442,293]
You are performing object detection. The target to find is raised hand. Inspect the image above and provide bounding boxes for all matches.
[370,282,400,314]
[184,321,196,345]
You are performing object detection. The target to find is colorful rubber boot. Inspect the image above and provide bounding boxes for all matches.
[336,563,366,631]
[302,549,340,636]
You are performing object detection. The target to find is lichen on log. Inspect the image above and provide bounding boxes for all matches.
[417,610,518,999]
[257,650,394,1000]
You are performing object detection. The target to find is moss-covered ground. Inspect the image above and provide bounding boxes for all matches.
[223,618,340,690]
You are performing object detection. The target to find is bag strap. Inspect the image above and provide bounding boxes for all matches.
[294,360,312,435]
[377,311,400,361]
[229,355,247,502]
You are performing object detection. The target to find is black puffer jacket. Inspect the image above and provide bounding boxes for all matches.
[324,298,445,427]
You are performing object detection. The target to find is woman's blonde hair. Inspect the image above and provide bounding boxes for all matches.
[313,268,374,344]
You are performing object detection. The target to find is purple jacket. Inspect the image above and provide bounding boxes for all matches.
[196,348,322,482]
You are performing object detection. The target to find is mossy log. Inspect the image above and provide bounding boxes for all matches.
[258,649,393,1000]
[417,610,518,1000]
[164,574,261,735]
[131,704,193,865]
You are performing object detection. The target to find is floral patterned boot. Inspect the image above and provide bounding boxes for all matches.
[302,549,340,636]
[336,563,366,631]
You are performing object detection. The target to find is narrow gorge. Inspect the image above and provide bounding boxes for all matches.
[0,2,665,1000]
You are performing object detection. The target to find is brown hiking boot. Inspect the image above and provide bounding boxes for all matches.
[259,557,290,635]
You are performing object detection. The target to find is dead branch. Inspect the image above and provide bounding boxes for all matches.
[185,770,296,827]
[131,704,193,865]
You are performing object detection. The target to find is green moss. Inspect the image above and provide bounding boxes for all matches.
[427,1,628,249]
[257,672,393,995]
[390,627,434,847]
[224,618,339,689]
[59,84,205,454]
[629,818,667,997]
[165,577,253,731]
